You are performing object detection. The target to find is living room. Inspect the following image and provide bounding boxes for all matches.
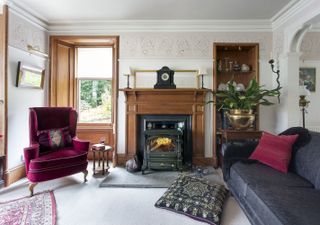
[0,0,320,225]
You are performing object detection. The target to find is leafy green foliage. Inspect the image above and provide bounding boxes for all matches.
[79,79,112,123]
[209,78,281,110]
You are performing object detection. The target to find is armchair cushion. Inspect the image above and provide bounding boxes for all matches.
[29,149,87,172]
[38,127,72,152]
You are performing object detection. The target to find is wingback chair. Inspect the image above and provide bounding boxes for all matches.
[24,107,90,196]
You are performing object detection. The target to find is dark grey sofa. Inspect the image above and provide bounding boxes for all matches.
[223,127,320,225]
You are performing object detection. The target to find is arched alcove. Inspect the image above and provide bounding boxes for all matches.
[275,9,320,132]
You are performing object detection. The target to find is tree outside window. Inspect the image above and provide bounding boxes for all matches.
[76,47,113,123]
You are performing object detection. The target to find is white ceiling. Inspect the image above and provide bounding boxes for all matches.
[9,0,294,23]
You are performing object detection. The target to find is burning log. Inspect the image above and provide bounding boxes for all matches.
[150,137,175,151]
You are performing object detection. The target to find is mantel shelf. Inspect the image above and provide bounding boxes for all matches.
[120,88,211,93]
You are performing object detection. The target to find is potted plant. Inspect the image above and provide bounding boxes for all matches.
[210,78,281,130]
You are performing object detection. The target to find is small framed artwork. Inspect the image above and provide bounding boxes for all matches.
[299,67,316,92]
[16,61,45,89]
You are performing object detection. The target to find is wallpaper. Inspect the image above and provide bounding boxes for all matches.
[120,32,272,60]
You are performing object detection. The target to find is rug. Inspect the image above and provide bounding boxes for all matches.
[0,191,56,225]
[155,175,228,225]
[100,167,182,188]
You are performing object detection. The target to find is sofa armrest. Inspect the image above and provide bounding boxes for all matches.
[73,137,90,152]
[222,141,258,181]
[24,144,39,174]
[223,141,259,160]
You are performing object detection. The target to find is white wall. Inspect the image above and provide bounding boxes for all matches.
[271,0,320,132]
[299,60,320,130]
[117,32,275,156]
[7,10,48,169]
[300,31,320,131]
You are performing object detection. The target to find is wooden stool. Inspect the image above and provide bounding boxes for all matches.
[92,144,113,175]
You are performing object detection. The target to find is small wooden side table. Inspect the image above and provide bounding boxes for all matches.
[92,144,113,175]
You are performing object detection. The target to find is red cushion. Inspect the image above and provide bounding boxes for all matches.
[249,132,298,173]
[29,149,87,172]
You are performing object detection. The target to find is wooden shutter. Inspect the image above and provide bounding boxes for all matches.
[50,38,75,107]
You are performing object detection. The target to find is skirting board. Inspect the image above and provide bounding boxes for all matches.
[4,164,26,186]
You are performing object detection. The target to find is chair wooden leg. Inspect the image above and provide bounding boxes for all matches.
[29,183,38,197]
[83,169,88,183]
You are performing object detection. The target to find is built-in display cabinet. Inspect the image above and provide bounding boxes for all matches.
[212,43,259,167]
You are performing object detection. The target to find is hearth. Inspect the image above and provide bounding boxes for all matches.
[138,115,192,172]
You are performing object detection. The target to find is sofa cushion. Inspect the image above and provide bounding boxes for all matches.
[293,131,320,189]
[29,149,87,172]
[229,162,313,197]
[244,185,320,225]
[249,132,298,173]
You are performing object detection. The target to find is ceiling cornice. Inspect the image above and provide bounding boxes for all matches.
[6,0,314,33]
[271,0,313,30]
[6,0,48,30]
[48,20,272,34]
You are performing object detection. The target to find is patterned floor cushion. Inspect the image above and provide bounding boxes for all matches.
[155,175,228,225]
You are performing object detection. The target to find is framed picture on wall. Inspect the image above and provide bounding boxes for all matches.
[16,61,45,89]
[299,67,316,92]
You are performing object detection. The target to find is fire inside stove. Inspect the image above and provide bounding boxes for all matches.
[150,137,175,152]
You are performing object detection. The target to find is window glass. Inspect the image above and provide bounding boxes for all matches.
[77,48,113,79]
[76,47,113,123]
[79,80,112,123]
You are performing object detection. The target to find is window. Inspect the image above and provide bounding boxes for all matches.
[76,47,113,123]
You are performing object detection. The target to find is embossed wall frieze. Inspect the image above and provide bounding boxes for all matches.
[120,32,271,60]
[8,12,48,54]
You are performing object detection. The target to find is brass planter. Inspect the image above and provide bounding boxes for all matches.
[226,109,255,130]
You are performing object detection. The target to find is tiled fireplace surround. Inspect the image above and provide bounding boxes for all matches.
[120,88,215,167]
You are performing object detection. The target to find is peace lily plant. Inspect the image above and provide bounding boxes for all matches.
[215,78,281,111]
[209,78,281,130]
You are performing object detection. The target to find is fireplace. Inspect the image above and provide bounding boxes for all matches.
[120,89,213,167]
[138,115,192,167]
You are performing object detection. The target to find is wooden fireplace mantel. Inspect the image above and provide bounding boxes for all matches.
[119,88,215,166]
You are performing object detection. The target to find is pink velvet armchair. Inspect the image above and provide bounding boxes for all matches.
[24,107,90,196]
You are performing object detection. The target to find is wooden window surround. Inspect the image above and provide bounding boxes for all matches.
[50,36,119,164]
[0,5,8,186]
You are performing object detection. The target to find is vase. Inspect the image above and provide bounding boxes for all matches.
[225,109,255,130]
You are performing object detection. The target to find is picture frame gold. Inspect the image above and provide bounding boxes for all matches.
[16,61,45,89]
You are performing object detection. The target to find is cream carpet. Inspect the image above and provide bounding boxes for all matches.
[0,163,250,225]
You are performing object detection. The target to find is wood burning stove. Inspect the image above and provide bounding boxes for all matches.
[138,115,192,164]
[139,115,191,174]
[142,129,183,174]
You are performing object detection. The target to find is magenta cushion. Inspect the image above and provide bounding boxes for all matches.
[29,149,87,171]
[38,127,72,152]
[249,132,298,173]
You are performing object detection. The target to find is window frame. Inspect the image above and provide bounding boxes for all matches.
[75,45,115,129]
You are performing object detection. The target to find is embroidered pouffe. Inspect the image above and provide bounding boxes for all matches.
[155,175,228,225]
